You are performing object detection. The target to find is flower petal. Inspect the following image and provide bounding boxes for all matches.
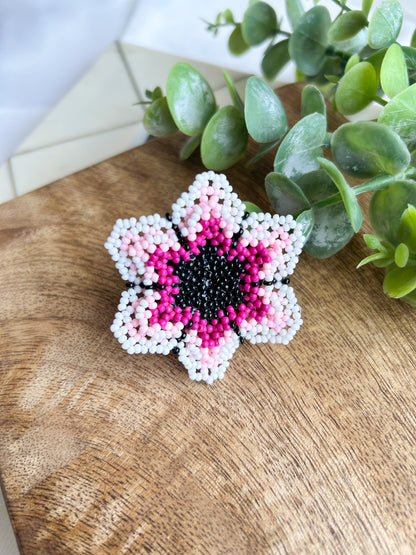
[178,329,240,384]
[241,286,302,345]
[105,215,182,283]
[171,171,246,254]
[111,288,187,354]
[240,212,304,281]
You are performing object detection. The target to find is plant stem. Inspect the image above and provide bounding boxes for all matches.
[330,0,351,11]
[374,95,388,106]
[307,170,415,212]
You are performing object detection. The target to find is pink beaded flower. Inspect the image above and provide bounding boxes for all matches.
[105,171,304,384]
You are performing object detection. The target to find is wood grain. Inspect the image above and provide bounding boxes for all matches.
[0,83,415,554]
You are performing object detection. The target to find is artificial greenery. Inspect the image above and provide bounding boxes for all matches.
[140,0,416,305]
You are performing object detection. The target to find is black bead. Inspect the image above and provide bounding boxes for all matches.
[263,278,277,286]
[165,213,172,221]
[281,277,290,285]
[172,346,180,354]
[239,336,245,344]
[125,281,135,288]
[242,211,249,220]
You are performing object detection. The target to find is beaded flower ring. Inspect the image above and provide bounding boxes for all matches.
[105,171,304,384]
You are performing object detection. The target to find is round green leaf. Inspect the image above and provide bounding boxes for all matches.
[412,28,416,49]
[285,0,304,30]
[369,180,416,245]
[328,11,368,43]
[364,47,387,82]
[288,6,331,76]
[362,0,374,18]
[331,121,411,178]
[296,170,354,258]
[318,157,363,232]
[402,46,416,84]
[301,84,326,118]
[296,208,315,242]
[335,61,378,115]
[274,112,327,182]
[265,172,310,216]
[380,44,409,98]
[228,24,250,55]
[200,106,248,171]
[242,201,262,214]
[166,63,216,136]
[143,97,178,137]
[345,53,360,73]
[378,83,416,152]
[261,39,290,81]
[402,288,416,306]
[242,2,278,46]
[394,242,410,267]
[383,265,416,298]
[245,77,287,143]
[368,0,403,49]
[399,204,416,252]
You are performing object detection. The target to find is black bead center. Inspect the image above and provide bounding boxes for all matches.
[171,241,245,321]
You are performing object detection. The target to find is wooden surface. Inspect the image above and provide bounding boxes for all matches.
[1,83,416,554]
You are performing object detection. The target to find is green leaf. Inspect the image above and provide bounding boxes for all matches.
[401,287,416,306]
[363,233,386,250]
[301,84,326,118]
[331,121,411,177]
[317,157,363,232]
[368,0,403,49]
[265,172,310,215]
[394,242,410,267]
[402,46,416,84]
[296,209,315,242]
[228,24,250,55]
[364,47,387,82]
[383,265,416,298]
[242,201,262,213]
[166,63,216,136]
[222,9,235,24]
[274,112,327,181]
[200,106,248,171]
[261,39,290,81]
[335,61,378,115]
[380,44,409,98]
[373,256,396,267]
[399,204,416,252]
[296,170,354,257]
[369,180,416,245]
[345,53,360,73]
[357,251,393,268]
[288,6,331,76]
[143,97,178,137]
[285,0,304,30]
[330,28,369,55]
[328,11,368,43]
[179,133,201,160]
[222,70,244,114]
[245,77,287,143]
[242,2,278,46]
[362,0,373,18]
[378,83,416,151]
[412,28,416,49]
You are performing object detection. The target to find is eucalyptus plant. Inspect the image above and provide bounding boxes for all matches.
[140,0,416,305]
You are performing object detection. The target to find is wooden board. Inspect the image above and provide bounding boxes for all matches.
[1,83,415,554]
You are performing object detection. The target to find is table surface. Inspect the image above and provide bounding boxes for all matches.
[1,84,415,554]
